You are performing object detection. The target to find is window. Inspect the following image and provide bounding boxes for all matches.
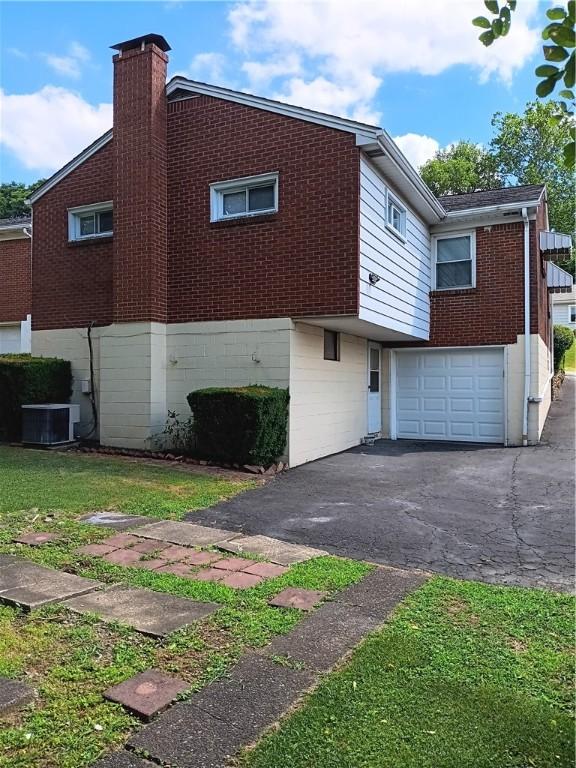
[210,173,278,222]
[386,193,406,238]
[324,330,340,361]
[433,232,475,290]
[68,202,113,241]
[570,306,576,323]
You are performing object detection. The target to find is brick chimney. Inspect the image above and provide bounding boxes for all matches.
[111,34,170,323]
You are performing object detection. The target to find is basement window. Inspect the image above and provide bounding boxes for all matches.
[324,330,340,361]
[68,202,113,241]
[210,173,278,222]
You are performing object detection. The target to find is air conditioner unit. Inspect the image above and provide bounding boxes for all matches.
[21,404,80,445]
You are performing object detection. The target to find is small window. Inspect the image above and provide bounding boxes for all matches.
[434,233,475,290]
[570,305,576,323]
[387,193,406,238]
[68,203,113,241]
[210,173,278,222]
[324,330,340,361]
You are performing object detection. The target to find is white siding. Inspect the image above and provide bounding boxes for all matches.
[359,156,431,340]
[552,300,576,330]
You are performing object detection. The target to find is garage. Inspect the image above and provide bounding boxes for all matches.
[395,347,505,443]
[0,324,22,354]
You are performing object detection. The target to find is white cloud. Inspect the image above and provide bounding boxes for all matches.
[43,42,91,79]
[394,133,440,170]
[187,52,228,83]
[242,53,302,89]
[0,86,112,172]
[227,0,540,121]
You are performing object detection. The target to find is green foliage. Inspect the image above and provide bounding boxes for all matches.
[188,385,289,466]
[553,324,575,371]
[420,141,502,196]
[0,355,72,440]
[472,2,575,167]
[0,180,44,219]
[161,409,196,453]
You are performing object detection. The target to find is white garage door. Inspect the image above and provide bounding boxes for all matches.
[396,348,504,443]
[0,325,21,354]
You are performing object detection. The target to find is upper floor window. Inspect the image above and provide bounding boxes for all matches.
[386,193,406,238]
[433,232,476,290]
[68,202,113,242]
[210,173,279,222]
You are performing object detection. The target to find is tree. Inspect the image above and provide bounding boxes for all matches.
[473,1,575,166]
[420,141,502,196]
[0,180,44,220]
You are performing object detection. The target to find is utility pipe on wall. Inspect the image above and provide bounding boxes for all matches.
[522,207,531,446]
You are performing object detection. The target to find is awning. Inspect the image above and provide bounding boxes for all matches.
[540,230,573,259]
[547,262,574,293]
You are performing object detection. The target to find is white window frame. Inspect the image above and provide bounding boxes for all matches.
[210,172,279,222]
[432,231,476,291]
[569,305,576,323]
[68,201,113,242]
[385,191,406,240]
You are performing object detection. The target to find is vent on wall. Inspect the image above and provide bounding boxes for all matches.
[21,404,80,445]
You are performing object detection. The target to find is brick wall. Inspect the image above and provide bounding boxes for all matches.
[32,141,114,331]
[0,237,31,322]
[166,96,360,322]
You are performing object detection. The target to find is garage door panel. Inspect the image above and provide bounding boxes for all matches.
[396,349,504,444]
[0,325,21,354]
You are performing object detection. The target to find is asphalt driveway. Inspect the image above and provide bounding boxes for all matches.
[192,376,575,591]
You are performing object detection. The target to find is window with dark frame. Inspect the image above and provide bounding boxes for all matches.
[324,330,340,361]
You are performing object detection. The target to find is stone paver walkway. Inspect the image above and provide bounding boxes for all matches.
[220,534,328,564]
[0,557,100,611]
[79,512,155,530]
[130,521,240,548]
[0,676,35,715]
[104,670,188,720]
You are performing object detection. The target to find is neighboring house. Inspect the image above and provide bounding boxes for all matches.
[552,287,576,330]
[0,216,32,354]
[28,34,573,465]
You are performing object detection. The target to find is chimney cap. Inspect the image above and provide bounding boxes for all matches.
[111,34,171,53]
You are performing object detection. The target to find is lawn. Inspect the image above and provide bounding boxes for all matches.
[0,446,370,768]
[241,577,575,768]
[563,340,575,373]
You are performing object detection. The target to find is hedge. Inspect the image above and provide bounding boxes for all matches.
[187,385,289,466]
[553,324,575,373]
[0,355,72,441]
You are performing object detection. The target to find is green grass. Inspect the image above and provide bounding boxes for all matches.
[241,577,575,768]
[0,446,371,767]
[563,340,575,373]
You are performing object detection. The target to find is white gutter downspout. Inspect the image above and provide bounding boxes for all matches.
[522,207,531,446]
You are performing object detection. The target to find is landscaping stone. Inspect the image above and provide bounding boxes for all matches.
[127,655,314,767]
[63,585,218,637]
[130,539,170,554]
[0,676,35,715]
[268,587,327,611]
[243,561,288,579]
[220,572,263,589]
[192,568,225,583]
[79,512,152,530]
[103,669,188,720]
[102,533,141,549]
[92,752,156,767]
[102,549,143,567]
[220,534,327,565]
[131,520,240,547]
[0,559,101,611]
[213,556,255,572]
[75,543,119,557]
[13,532,60,546]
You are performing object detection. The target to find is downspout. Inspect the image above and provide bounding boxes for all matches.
[522,207,530,446]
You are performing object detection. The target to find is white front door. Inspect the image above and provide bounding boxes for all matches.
[367,343,382,434]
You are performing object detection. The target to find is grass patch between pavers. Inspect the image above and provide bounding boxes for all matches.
[240,576,575,768]
[0,446,370,767]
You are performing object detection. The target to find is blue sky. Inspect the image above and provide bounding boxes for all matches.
[1,0,549,184]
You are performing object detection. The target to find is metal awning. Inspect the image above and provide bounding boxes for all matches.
[540,230,572,259]
[547,262,574,293]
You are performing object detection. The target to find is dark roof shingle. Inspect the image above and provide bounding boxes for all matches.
[0,215,32,228]
[439,184,545,213]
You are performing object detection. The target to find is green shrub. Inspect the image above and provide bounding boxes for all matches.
[553,325,575,372]
[187,385,289,466]
[0,355,72,440]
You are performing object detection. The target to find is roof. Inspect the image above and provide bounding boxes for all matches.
[439,184,545,213]
[111,34,171,53]
[0,215,31,229]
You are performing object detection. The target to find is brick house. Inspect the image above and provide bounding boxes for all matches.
[0,216,32,353]
[28,34,573,465]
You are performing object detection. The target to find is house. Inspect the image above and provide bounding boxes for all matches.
[0,216,32,354]
[552,287,576,331]
[28,34,573,466]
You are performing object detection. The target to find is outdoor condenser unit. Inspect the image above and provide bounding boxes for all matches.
[21,404,80,445]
